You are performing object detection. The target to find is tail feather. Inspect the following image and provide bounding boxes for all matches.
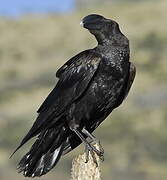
[17,126,67,177]
[36,144,64,176]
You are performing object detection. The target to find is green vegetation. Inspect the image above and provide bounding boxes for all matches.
[0,0,167,179]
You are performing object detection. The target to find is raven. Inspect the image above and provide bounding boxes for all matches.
[12,14,136,177]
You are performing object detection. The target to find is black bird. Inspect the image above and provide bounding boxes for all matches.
[12,14,136,177]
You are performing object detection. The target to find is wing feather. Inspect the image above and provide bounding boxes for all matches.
[37,50,101,114]
[14,50,101,151]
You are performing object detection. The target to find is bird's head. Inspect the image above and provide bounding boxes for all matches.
[80,14,126,45]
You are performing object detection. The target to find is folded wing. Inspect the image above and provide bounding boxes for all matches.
[12,49,102,155]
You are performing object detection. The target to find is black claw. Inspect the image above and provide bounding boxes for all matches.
[99,153,104,162]
[90,150,98,167]
[84,145,89,163]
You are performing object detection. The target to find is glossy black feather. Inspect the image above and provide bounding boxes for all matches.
[13,14,136,177]
[37,50,101,114]
[13,50,101,153]
[17,126,66,177]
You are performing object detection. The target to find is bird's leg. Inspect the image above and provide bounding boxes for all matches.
[82,128,103,148]
[82,128,104,162]
[72,128,104,165]
[72,128,102,155]
[82,128,96,141]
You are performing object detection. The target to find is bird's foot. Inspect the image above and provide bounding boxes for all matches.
[91,140,104,155]
[71,127,104,165]
[84,141,104,166]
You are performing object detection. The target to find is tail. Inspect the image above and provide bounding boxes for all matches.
[17,126,67,177]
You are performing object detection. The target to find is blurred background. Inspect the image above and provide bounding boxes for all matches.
[0,0,167,180]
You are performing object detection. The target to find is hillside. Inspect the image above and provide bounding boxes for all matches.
[0,0,167,180]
